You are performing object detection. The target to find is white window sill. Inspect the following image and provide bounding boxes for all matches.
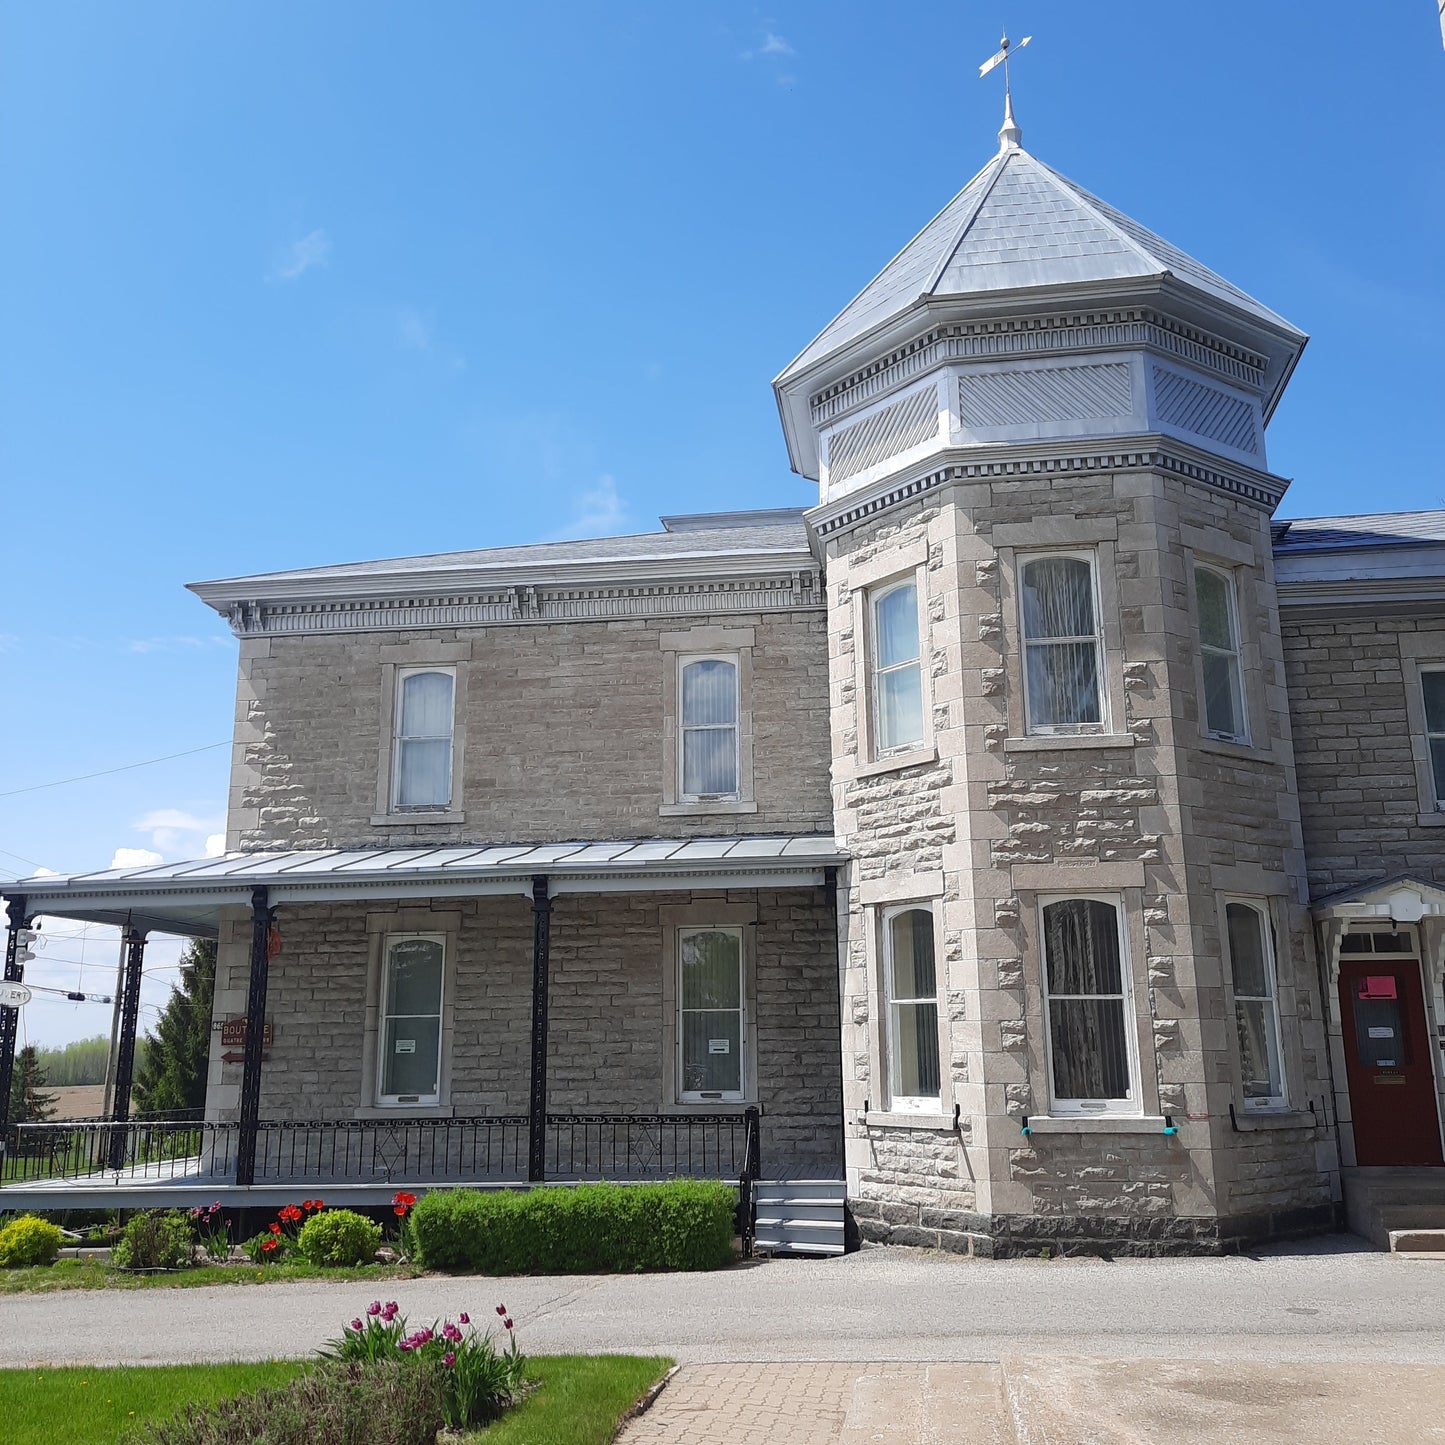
[1232,1108,1314,1131]
[1003,734,1134,753]
[1416,812,1445,828]
[853,745,937,779]
[658,800,759,817]
[370,811,466,826]
[353,1104,454,1119]
[664,1101,754,1114]
[863,1110,955,1131]
[1026,1114,1163,1135]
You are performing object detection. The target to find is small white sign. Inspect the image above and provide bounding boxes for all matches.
[1368,1027,1394,1039]
[395,1038,416,1054]
[708,1038,730,1055]
[0,982,32,1008]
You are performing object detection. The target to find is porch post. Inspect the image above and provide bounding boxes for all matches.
[106,927,147,1169]
[235,885,273,1187]
[528,874,552,1183]
[0,895,31,1145]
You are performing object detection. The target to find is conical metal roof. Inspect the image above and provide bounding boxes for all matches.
[778,145,1302,385]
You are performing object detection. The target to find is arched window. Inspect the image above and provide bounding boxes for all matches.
[871,581,923,753]
[393,669,455,809]
[883,906,940,1108]
[680,657,739,798]
[1020,554,1103,732]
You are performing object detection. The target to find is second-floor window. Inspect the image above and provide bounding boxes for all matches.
[1422,669,1445,808]
[1020,554,1104,733]
[680,657,740,799]
[1195,564,1246,742]
[871,580,923,754]
[393,668,455,810]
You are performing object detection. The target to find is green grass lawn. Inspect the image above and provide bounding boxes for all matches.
[0,1258,423,1294]
[0,1356,673,1445]
[0,1362,307,1444]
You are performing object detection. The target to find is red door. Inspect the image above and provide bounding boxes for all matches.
[1339,958,1443,1167]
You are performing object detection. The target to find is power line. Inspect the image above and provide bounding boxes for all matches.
[0,741,229,799]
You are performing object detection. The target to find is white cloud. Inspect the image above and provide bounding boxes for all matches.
[552,475,627,541]
[0,634,17,652]
[126,635,230,654]
[31,866,60,878]
[133,807,226,857]
[273,228,331,281]
[742,29,795,60]
[110,847,163,869]
[204,833,226,858]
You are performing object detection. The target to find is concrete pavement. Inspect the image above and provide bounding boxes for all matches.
[2,1234,1442,1369]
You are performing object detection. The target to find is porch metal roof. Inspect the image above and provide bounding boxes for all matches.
[1,836,846,938]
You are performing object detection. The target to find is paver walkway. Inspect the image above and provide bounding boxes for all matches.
[617,1359,1445,1444]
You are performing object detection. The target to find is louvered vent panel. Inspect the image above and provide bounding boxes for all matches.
[826,386,939,482]
[1152,368,1259,453]
[958,362,1131,428]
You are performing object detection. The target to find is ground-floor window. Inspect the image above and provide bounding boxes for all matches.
[378,933,445,1104]
[678,926,745,1101]
[883,905,940,1109]
[1040,896,1138,1113]
[1223,898,1286,1109]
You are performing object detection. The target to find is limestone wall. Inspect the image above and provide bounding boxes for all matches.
[205,887,842,1180]
[826,463,1337,1253]
[226,610,831,850]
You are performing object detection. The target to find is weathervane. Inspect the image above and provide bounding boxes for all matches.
[979,32,1031,149]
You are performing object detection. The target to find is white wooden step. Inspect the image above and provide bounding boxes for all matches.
[751,1177,847,1256]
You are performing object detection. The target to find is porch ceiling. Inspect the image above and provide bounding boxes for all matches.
[1,835,847,936]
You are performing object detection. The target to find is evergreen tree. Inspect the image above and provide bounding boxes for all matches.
[133,938,216,1115]
[9,1045,57,1123]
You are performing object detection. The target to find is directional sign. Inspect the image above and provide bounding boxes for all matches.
[0,982,33,1008]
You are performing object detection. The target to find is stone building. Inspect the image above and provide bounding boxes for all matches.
[4,106,1442,1255]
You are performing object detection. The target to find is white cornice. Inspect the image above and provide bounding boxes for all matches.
[192,551,825,638]
[806,434,1291,541]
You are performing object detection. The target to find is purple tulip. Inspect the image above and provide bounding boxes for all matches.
[367,1302,382,1317]
[350,1319,363,1331]
[458,1312,469,1325]
[443,1352,456,1367]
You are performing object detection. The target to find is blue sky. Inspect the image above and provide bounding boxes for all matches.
[2,2,1443,1044]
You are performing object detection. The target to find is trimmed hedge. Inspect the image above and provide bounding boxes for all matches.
[411,1180,736,1273]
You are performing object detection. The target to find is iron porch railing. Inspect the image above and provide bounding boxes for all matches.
[1,1109,761,1191]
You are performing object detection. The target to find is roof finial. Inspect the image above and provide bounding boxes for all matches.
[979,31,1031,152]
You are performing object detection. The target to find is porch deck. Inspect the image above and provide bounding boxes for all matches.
[0,1109,758,1212]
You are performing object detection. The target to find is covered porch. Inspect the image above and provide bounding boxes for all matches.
[1,837,845,1225]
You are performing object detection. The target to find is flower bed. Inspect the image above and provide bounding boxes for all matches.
[410,1179,737,1274]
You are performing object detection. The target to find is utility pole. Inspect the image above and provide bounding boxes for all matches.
[100,925,129,1119]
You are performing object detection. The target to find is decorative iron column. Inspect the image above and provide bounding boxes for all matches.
[528,874,552,1183]
[235,886,273,1187]
[0,895,31,1144]
[106,927,147,1170]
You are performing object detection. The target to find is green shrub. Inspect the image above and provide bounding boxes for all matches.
[411,1180,736,1274]
[297,1209,383,1267]
[0,1214,64,1268]
[129,1361,445,1445]
[112,1210,194,1270]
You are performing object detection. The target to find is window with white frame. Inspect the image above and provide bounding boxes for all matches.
[1020,553,1105,734]
[679,656,740,799]
[1421,669,1445,809]
[392,668,456,809]
[871,580,924,754]
[1040,896,1138,1112]
[1194,564,1247,742]
[883,906,941,1109]
[1224,899,1286,1108]
[378,934,445,1104]
[677,927,745,1101]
